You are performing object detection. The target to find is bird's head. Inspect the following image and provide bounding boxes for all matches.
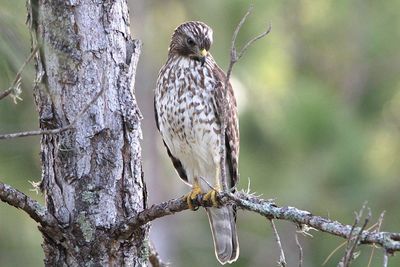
[168,21,213,66]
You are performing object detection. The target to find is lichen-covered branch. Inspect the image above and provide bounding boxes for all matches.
[0,182,55,226]
[117,191,400,254]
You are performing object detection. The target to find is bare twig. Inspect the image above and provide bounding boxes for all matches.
[338,203,371,267]
[0,45,39,102]
[323,242,347,266]
[295,232,304,267]
[226,6,271,80]
[225,6,253,81]
[149,242,169,267]
[219,5,271,191]
[0,181,55,226]
[324,220,380,266]
[368,211,386,267]
[383,250,389,267]
[0,83,106,140]
[116,191,400,255]
[269,219,287,266]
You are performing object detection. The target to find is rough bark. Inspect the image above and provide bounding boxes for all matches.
[26,0,147,266]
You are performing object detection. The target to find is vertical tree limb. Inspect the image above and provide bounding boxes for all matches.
[220,5,271,190]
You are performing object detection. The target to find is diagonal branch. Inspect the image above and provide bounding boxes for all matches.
[116,191,400,254]
[0,81,106,140]
[0,181,56,226]
[0,45,39,102]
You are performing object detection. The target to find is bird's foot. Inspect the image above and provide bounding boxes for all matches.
[203,186,220,207]
[186,182,203,211]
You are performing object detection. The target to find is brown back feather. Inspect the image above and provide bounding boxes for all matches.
[211,64,240,188]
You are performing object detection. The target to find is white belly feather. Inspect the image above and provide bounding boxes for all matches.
[156,57,221,190]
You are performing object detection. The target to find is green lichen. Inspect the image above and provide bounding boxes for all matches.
[34,203,47,217]
[142,239,150,259]
[82,191,96,204]
[77,212,94,242]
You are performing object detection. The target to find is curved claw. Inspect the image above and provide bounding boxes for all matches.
[203,189,219,207]
[185,182,203,211]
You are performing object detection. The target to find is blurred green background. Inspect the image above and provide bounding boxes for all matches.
[1,0,400,266]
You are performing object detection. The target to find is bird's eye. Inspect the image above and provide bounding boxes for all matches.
[187,38,196,47]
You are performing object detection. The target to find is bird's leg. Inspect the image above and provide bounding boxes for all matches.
[186,180,203,210]
[203,185,220,207]
[203,164,221,207]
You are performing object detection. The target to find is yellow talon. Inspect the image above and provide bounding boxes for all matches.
[203,186,220,207]
[186,181,202,210]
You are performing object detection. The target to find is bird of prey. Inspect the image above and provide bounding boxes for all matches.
[154,21,240,264]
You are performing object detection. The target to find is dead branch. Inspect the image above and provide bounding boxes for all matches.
[116,191,400,255]
[0,181,55,226]
[295,232,304,267]
[0,80,106,140]
[383,251,389,267]
[0,45,39,102]
[368,211,386,267]
[226,6,272,81]
[219,5,271,191]
[270,219,287,266]
[338,204,371,266]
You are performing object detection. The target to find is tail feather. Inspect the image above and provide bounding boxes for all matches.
[206,206,239,264]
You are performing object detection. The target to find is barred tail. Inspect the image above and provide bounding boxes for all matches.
[206,206,239,264]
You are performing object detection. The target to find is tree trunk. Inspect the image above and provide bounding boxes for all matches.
[27,0,147,265]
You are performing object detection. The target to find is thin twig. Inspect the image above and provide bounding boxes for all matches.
[339,212,360,266]
[226,6,272,81]
[225,5,253,81]
[0,45,39,102]
[220,5,271,191]
[269,219,287,266]
[323,241,347,266]
[383,250,388,267]
[368,211,386,267]
[339,203,371,267]
[236,23,272,62]
[295,232,304,267]
[323,221,380,266]
[0,83,106,140]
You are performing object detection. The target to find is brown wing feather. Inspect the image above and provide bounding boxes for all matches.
[154,96,188,182]
[212,65,240,188]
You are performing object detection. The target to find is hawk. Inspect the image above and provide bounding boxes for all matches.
[154,21,239,264]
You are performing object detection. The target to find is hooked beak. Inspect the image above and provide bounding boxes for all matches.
[199,48,208,66]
